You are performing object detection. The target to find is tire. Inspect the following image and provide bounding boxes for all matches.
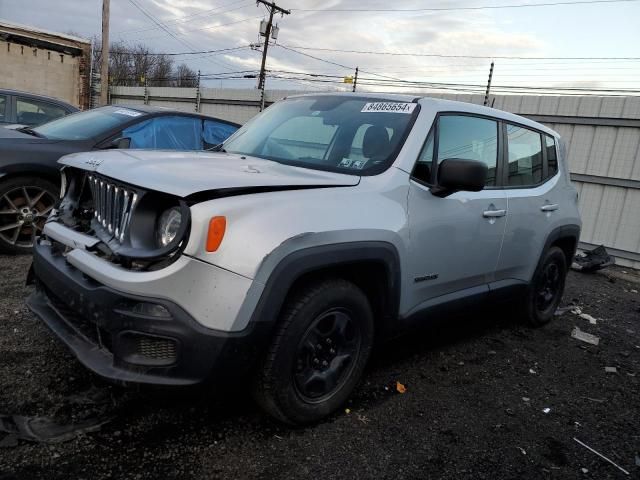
[522,246,568,327]
[0,176,58,255]
[252,278,374,425]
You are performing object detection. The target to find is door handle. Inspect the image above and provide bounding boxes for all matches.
[540,204,559,212]
[483,209,507,218]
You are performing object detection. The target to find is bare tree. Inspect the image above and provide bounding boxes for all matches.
[91,39,198,88]
[151,54,174,87]
[174,63,198,87]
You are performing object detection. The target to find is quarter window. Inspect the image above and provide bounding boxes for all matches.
[412,129,434,183]
[0,95,7,122]
[506,125,543,186]
[545,135,558,177]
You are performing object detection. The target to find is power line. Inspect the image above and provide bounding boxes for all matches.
[280,45,640,61]
[291,0,639,12]
[126,0,238,72]
[116,0,251,35]
[101,45,251,57]
[124,16,262,42]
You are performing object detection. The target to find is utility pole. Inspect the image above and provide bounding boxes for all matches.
[352,67,358,92]
[100,0,110,106]
[256,0,290,111]
[483,61,494,107]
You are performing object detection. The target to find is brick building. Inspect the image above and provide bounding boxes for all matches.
[0,20,91,109]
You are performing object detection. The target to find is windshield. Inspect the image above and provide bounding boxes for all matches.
[33,106,144,140]
[223,96,419,175]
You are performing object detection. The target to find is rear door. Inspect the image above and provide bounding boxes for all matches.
[406,113,508,313]
[495,124,564,283]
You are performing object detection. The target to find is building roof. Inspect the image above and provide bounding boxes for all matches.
[0,19,90,55]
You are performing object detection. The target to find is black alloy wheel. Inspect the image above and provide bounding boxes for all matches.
[252,278,374,425]
[294,308,361,403]
[523,246,567,326]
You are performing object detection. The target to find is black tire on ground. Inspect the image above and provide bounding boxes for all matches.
[0,176,58,255]
[252,278,374,425]
[522,246,568,327]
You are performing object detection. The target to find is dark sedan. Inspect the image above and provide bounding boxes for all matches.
[0,105,239,253]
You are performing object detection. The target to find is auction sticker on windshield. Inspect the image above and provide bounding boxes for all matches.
[361,102,416,114]
[113,109,143,117]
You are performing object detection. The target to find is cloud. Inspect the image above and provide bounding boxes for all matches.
[0,0,635,92]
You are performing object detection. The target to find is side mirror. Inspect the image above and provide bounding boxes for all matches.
[108,137,131,149]
[431,158,487,198]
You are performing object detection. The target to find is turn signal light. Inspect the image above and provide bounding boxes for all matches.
[206,216,226,252]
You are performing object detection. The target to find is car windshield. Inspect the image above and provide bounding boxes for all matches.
[223,96,419,175]
[33,106,145,140]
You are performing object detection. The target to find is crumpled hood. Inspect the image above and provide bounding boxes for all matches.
[59,149,360,197]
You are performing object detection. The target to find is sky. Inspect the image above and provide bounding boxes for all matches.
[1,0,639,94]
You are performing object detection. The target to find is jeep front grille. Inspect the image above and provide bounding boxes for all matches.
[87,175,138,241]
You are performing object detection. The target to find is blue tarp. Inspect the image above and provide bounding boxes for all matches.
[123,116,237,150]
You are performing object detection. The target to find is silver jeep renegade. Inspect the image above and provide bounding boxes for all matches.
[27,93,581,424]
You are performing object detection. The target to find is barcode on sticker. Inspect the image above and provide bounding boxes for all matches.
[361,102,416,114]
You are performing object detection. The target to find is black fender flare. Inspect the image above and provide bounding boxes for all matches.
[247,241,402,334]
[533,223,581,281]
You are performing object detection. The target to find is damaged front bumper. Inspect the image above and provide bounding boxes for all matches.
[26,242,269,386]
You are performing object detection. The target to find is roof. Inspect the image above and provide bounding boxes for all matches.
[0,19,90,44]
[0,88,78,109]
[286,92,558,137]
[0,19,90,55]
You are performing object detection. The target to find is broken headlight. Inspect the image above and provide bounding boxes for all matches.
[156,206,182,248]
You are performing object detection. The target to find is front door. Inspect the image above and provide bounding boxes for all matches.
[405,113,507,314]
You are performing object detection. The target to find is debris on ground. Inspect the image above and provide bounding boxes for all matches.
[542,408,551,414]
[0,414,111,446]
[572,245,614,273]
[396,381,407,394]
[579,313,598,325]
[604,367,618,373]
[571,327,600,346]
[573,437,630,476]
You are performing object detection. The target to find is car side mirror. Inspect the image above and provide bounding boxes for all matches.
[430,158,487,198]
[108,137,131,149]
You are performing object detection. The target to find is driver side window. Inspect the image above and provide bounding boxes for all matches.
[413,115,498,187]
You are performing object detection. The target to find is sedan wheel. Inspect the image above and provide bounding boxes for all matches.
[0,178,57,254]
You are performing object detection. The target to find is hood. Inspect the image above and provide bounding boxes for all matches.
[59,149,360,197]
[0,127,60,143]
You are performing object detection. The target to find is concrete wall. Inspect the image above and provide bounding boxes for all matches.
[110,86,640,268]
[0,41,82,107]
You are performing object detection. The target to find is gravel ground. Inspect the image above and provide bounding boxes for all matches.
[0,253,639,480]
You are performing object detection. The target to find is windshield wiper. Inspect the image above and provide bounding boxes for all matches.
[17,127,45,138]
[207,143,226,152]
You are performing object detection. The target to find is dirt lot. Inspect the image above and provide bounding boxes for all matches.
[0,254,638,480]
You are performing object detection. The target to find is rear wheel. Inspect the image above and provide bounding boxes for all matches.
[522,246,568,326]
[252,279,374,425]
[0,177,57,254]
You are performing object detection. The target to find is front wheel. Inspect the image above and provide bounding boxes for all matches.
[252,279,374,425]
[522,246,568,326]
[0,177,58,254]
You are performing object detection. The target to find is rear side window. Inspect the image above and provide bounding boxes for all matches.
[546,135,558,177]
[16,98,67,126]
[506,125,543,186]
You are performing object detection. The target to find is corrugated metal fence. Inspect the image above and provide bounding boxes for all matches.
[110,86,640,268]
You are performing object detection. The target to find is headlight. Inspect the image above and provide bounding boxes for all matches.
[156,207,182,247]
